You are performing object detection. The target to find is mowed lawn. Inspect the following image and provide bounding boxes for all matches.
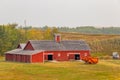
[0,57,120,80]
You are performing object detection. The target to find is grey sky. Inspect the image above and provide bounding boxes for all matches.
[0,0,120,27]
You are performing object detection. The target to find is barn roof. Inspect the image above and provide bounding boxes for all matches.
[17,43,26,49]
[5,49,43,55]
[28,40,90,51]
[5,40,90,55]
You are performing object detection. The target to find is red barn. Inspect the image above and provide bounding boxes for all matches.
[5,34,90,63]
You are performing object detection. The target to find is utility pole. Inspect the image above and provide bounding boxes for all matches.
[24,20,26,27]
[24,20,27,41]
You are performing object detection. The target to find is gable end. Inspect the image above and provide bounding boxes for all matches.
[24,41,34,50]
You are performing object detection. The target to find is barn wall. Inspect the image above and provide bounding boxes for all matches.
[20,55,31,63]
[32,52,43,63]
[5,54,10,61]
[5,50,90,63]
[44,50,90,61]
[5,54,14,61]
[5,54,31,63]
[5,54,8,61]
[44,51,68,61]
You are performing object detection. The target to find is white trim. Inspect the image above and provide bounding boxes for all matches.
[84,53,87,56]
[43,51,44,64]
[44,53,53,55]
[67,54,69,57]
[58,53,61,57]
[68,53,80,54]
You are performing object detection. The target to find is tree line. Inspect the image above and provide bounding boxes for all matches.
[0,24,58,56]
[57,26,120,34]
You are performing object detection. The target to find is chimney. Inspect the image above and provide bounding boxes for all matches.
[54,34,61,43]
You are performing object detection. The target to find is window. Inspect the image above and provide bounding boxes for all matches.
[84,53,87,56]
[67,54,69,57]
[58,53,61,57]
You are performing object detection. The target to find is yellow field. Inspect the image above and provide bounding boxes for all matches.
[60,32,120,54]
[60,32,120,42]
[0,57,120,80]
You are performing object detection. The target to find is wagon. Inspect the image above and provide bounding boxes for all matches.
[82,56,98,64]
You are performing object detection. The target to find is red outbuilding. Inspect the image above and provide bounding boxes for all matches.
[5,34,90,63]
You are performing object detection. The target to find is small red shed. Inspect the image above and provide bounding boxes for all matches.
[5,34,90,63]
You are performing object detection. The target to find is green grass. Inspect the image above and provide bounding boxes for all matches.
[0,57,120,80]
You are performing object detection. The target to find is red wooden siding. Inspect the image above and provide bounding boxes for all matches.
[43,50,90,62]
[5,54,31,63]
[20,55,30,63]
[24,41,34,50]
[69,54,75,60]
[5,50,90,63]
[32,52,43,63]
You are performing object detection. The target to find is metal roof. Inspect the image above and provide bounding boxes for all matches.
[17,43,26,49]
[29,40,90,51]
[6,49,43,55]
[5,40,90,55]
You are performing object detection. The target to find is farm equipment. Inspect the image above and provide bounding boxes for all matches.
[81,56,98,64]
[112,52,120,59]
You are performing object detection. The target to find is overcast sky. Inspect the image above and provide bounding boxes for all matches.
[0,0,120,27]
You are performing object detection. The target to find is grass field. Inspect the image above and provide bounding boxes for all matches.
[0,57,120,80]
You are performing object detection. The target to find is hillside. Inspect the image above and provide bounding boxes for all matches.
[60,32,120,42]
[60,32,120,55]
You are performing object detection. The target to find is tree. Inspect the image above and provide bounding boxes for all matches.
[0,24,21,55]
[43,27,53,40]
[27,28,43,40]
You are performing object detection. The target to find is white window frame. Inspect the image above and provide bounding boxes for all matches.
[84,53,87,56]
[58,53,61,57]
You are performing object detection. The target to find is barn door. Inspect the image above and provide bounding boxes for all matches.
[75,54,80,60]
[48,54,53,60]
